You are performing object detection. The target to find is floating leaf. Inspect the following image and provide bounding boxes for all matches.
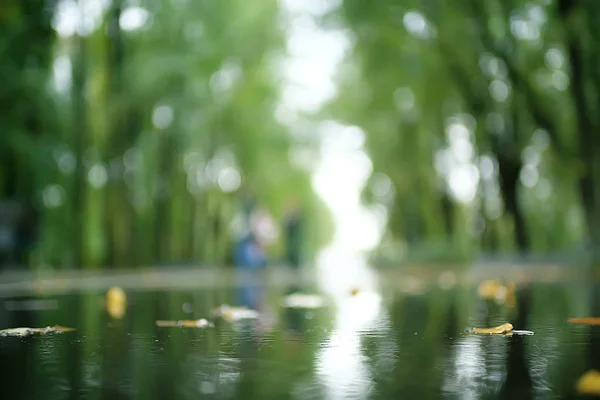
[568,317,600,326]
[577,370,600,395]
[106,286,127,320]
[212,305,259,322]
[468,323,514,335]
[156,319,212,328]
[0,325,76,337]
[0,328,36,337]
[281,293,325,309]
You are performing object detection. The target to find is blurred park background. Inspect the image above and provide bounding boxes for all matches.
[2,0,600,271]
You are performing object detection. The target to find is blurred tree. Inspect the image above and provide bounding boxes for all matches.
[1,0,333,269]
[326,0,599,262]
[0,0,58,265]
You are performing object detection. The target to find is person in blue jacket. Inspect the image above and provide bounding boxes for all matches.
[234,231,266,269]
[234,231,266,310]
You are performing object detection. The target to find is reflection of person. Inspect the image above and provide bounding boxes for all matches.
[235,232,266,310]
[236,271,264,311]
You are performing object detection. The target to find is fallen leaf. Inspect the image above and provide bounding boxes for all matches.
[568,317,600,326]
[469,323,514,335]
[0,328,34,337]
[0,325,76,337]
[48,325,76,333]
[577,370,600,395]
[156,319,212,328]
[106,286,127,320]
[281,293,325,309]
[212,305,259,322]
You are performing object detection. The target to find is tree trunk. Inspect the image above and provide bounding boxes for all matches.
[491,105,528,254]
[440,193,454,239]
[558,0,600,253]
[496,153,528,253]
[71,31,88,269]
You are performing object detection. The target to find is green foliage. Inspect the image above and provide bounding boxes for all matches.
[325,0,600,262]
[2,0,332,269]
[8,0,600,268]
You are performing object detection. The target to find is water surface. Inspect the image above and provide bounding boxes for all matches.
[0,268,597,399]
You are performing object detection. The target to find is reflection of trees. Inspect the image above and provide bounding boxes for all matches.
[101,315,133,398]
[440,286,514,398]
[587,281,600,396]
[379,290,466,397]
[8,279,600,398]
[499,287,533,399]
[442,335,486,399]
[317,330,373,398]
[0,286,326,398]
[360,309,397,399]
[0,299,37,399]
[315,289,384,399]
[524,282,588,397]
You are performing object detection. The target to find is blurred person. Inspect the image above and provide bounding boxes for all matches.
[249,205,279,250]
[234,231,267,270]
[232,194,272,270]
[283,200,304,270]
[232,194,268,311]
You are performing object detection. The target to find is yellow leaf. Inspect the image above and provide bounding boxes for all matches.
[50,325,76,333]
[106,287,127,320]
[568,317,600,326]
[156,319,211,328]
[577,370,600,395]
[469,323,513,335]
